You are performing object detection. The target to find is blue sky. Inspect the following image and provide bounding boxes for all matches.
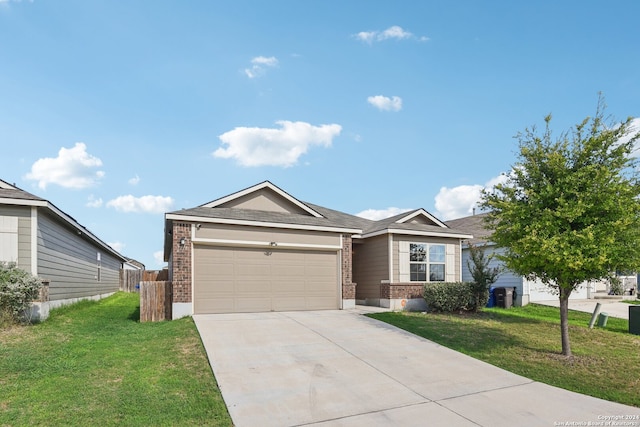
[1,0,639,268]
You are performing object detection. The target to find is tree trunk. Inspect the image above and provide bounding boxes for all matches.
[558,286,572,357]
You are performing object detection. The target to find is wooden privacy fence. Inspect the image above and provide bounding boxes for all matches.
[139,281,172,322]
[120,269,143,292]
[143,269,169,281]
[120,269,169,292]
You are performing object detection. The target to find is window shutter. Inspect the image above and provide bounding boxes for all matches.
[0,216,18,262]
[445,243,456,282]
[399,241,409,282]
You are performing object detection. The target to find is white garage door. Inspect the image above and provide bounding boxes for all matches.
[194,246,339,314]
[528,279,589,301]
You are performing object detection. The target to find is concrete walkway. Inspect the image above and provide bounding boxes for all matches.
[194,310,640,427]
[535,298,637,320]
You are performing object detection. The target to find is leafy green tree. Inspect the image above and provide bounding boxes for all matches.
[480,97,640,356]
[467,243,501,311]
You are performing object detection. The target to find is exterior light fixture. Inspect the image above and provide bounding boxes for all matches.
[179,237,186,246]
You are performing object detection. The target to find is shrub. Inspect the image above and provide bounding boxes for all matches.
[423,282,475,313]
[467,243,501,312]
[0,262,42,325]
[609,277,623,295]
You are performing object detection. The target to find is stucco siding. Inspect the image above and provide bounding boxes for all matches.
[37,212,120,300]
[353,235,388,301]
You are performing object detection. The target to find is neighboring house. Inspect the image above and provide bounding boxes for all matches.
[163,181,472,318]
[445,213,592,306]
[0,179,127,319]
[124,258,145,270]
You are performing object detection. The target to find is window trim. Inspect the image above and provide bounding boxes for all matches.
[409,243,446,282]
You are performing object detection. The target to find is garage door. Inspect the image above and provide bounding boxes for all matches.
[528,279,589,301]
[194,246,339,314]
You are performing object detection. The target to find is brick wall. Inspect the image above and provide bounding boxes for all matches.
[341,234,356,299]
[380,282,424,300]
[171,222,192,303]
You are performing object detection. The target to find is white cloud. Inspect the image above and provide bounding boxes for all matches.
[379,25,413,40]
[435,174,507,220]
[354,31,377,43]
[106,195,174,214]
[354,25,429,44]
[128,174,140,185]
[244,56,278,79]
[355,207,412,221]
[153,250,166,266]
[25,142,104,190]
[86,194,103,208]
[367,95,402,112]
[213,120,342,167]
[108,241,125,253]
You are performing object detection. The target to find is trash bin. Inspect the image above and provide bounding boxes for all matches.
[486,287,496,308]
[494,287,514,308]
[630,306,640,335]
[597,312,609,327]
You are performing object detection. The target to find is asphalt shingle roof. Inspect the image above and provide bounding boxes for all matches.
[169,203,472,237]
[445,213,492,244]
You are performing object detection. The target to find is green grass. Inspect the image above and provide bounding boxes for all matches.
[624,299,640,305]
[369,304,640,407]
[0,292,233,426]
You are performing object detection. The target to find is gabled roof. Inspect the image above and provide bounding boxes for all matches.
[200,181,324,218]
[0,178,127,262]
[396,209,448,228]
[165,182,473,241]
[445,212,492,245]
[361,208,472,239]
[0,179,45,203]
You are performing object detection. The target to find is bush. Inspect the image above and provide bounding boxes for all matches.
[467,243,500,312]
[423,282,475,313]
[608,277,624,295]
[0,262,42,325]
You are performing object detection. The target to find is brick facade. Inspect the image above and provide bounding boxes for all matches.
[341,234,356,299]
[380,282,424,300]
[171,222,192,303]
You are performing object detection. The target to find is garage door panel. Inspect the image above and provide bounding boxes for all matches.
[194,245,338,314]
[235,298,272,312]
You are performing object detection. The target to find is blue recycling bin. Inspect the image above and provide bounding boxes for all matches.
[486,287,496,308]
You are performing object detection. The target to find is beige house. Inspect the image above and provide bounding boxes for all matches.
[164,181,472,318]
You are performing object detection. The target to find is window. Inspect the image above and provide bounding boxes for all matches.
[409,243,445,282]
[97,252,101,282]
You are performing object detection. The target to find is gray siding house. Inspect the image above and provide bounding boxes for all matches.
[445,213,591,306]
[0,179,126,319]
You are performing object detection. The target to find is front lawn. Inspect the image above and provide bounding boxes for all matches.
[369,304,640,407]
[0,292,233,426]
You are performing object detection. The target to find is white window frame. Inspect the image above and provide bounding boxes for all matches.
[409,243,446,282]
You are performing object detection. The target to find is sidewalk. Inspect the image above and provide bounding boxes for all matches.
[535,297,637,320]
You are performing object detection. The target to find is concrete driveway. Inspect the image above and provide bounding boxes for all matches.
[194,310,640,427]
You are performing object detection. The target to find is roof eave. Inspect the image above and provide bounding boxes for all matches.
[361,228,473,240]
[165,213,362,234]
